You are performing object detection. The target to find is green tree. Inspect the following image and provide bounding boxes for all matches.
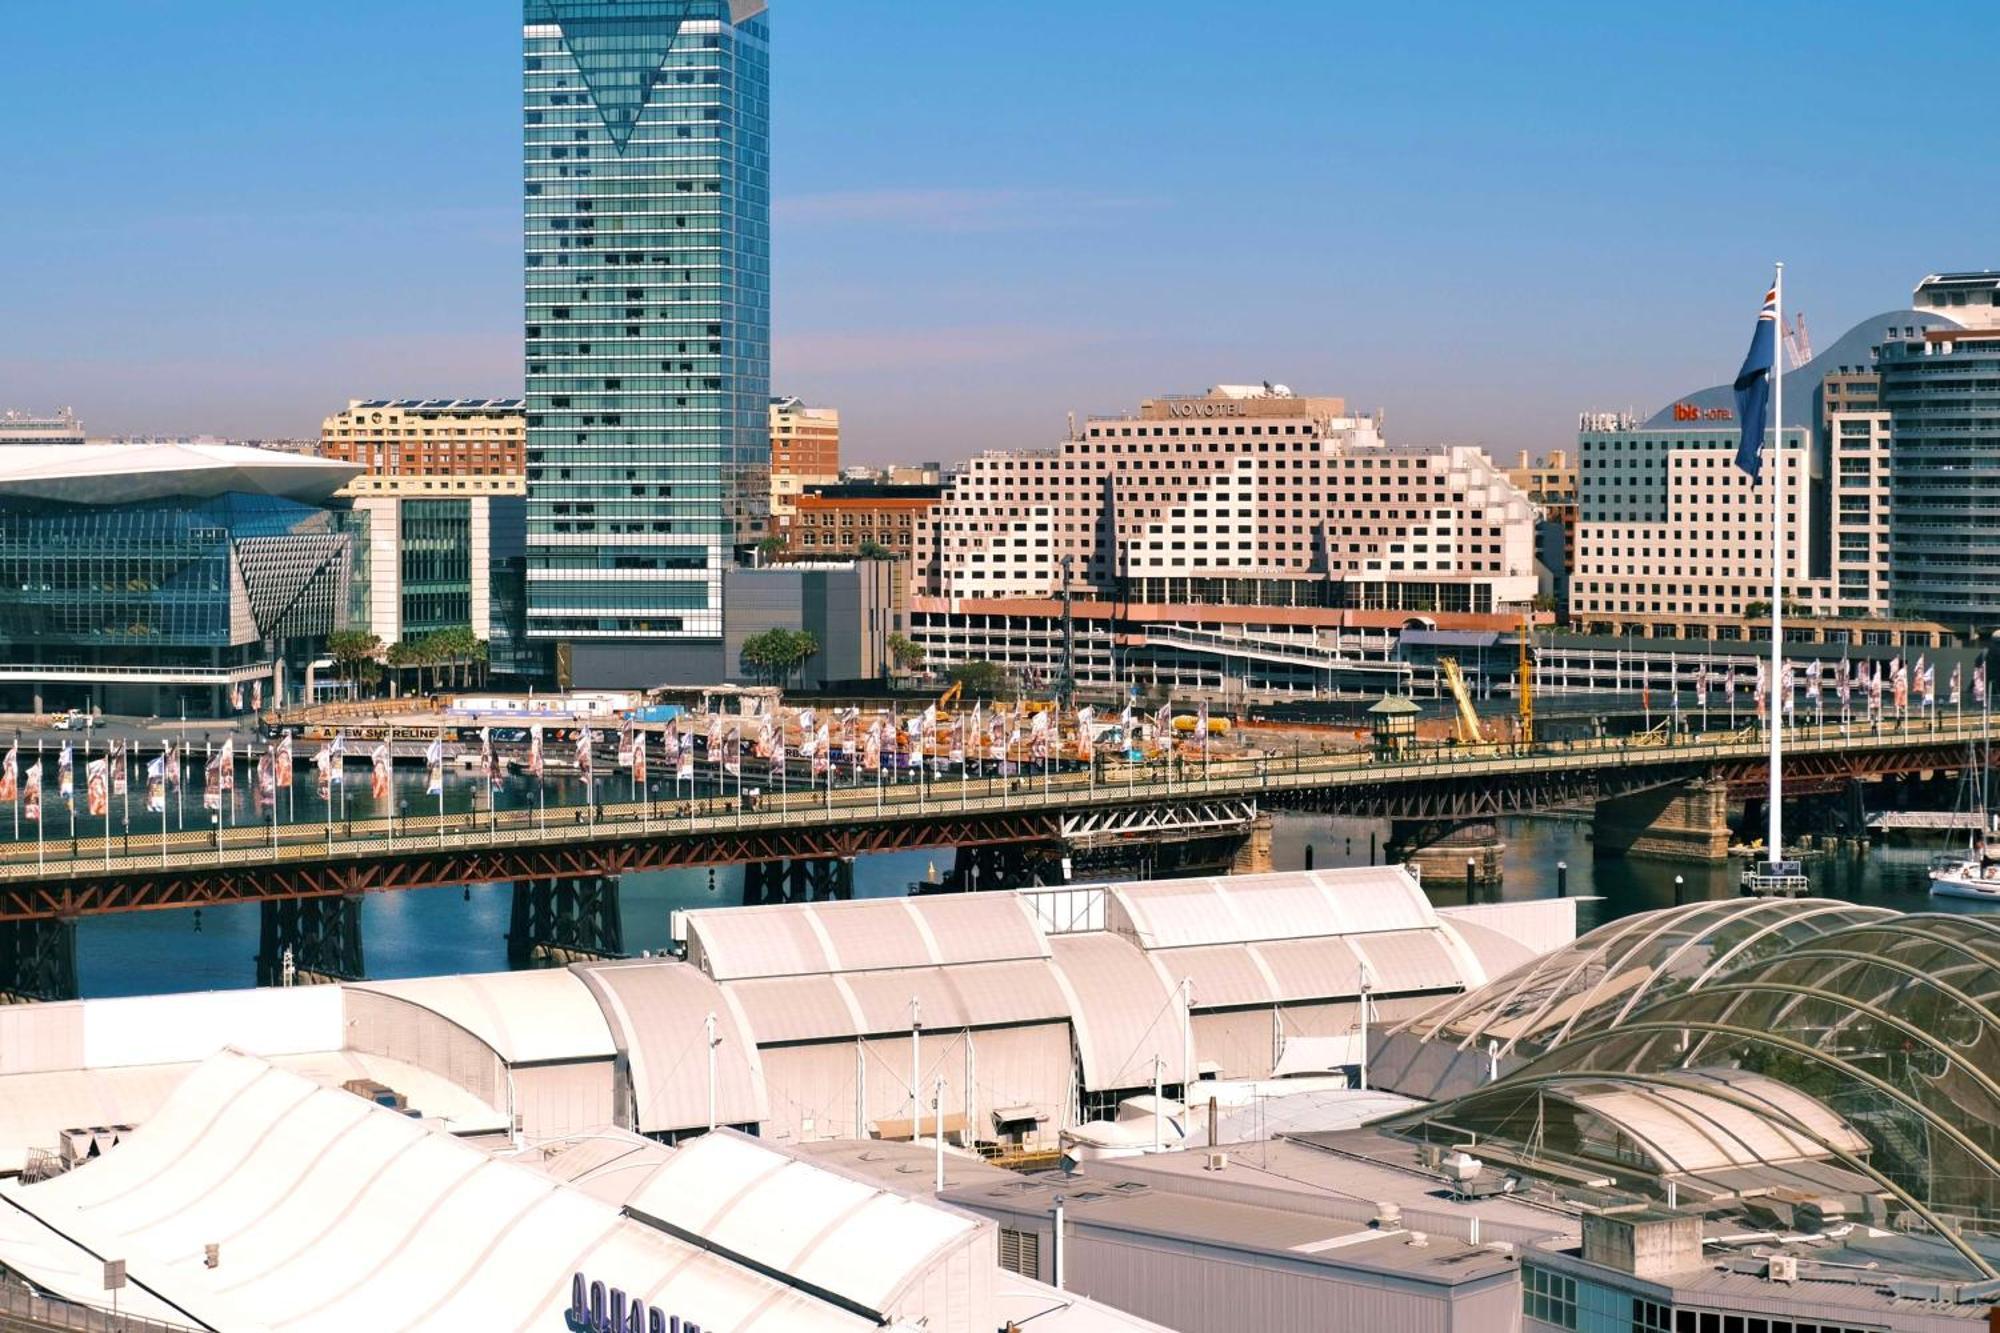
[946,659,1008,699]
[787,628,820,688]
[757,534,787,562]
[421,626,488,690]
[326,629,382,696]
[741,627,818,688]
[856,538,894,560]
[886,632,925,674]
[385,639,423,697]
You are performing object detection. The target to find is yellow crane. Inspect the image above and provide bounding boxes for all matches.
[1518,611,1535,749]
[1439,657,1486,746]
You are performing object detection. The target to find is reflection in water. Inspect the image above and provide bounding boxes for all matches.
[70,787,1986,998]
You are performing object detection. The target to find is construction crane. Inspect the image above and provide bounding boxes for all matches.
[935,680,963,720]
[1439,657,1486,746]
[1783,312,1813,370]
[1518,611,1535,749]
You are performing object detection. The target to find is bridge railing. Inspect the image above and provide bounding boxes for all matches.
[0,713,1983,889]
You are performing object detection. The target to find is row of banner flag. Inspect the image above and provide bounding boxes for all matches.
[1731,656,1986,717]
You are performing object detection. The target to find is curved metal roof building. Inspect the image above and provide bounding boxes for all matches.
[1378,911,2000,1279]
[1385,897,1892,1066]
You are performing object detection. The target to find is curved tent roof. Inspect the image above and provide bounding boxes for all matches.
[574,958,768,1133]
[624,1130,992,1329]
[0,442,360,505]
[1048,932,1192,1090]
[684,893,1048,981]
[1103,869,1484,1010]
[349,969,617,1064]
[1105,867,1440,949]
[0,1051,876,1331]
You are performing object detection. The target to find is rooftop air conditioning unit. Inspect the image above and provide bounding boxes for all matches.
[1767,1255,1798,1284]
[1205,1153,1228,1171]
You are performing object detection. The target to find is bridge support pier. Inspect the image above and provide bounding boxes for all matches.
[507,875,625,969]
[946,843,1036,892]
[1229,811,1275,875]
[256,895,365,987]
[1388,821,1506,886]
[742,857,854,906]
[1593,776,1731,862]
[941,842,1076,892]
[0,917,78,1003]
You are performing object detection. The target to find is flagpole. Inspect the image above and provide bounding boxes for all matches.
[1767,260,1785,868]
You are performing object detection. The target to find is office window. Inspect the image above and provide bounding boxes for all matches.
[1523,1264,1576,1329]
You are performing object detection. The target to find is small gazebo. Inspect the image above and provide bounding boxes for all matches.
[1367,694,1421,759]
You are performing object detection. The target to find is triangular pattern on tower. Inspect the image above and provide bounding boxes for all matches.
[530,0,696,150]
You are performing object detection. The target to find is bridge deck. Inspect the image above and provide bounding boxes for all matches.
[0,717,1983,920]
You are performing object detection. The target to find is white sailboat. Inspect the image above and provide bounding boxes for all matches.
[1930,724,1999,900]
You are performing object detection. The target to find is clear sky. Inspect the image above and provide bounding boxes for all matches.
[1,2,1992,460]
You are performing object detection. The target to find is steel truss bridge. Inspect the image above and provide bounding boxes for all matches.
[0,716,1983,924]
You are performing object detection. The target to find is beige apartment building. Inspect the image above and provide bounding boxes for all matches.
[768,396,841,536]
[906,385,1540,697]
[1506,449,1576,504]
[921,385,1537,611]
[321,398,524,477]
[322,398,529,649]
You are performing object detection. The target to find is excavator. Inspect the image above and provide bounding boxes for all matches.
[1440,611,1538,751]
[1439,657,1486,747]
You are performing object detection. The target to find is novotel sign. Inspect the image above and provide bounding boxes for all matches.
[1163,400,1247,418]
[568,1273,711,1333]
[1671,402,1734,422]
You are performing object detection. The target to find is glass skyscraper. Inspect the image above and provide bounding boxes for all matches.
[523,0,770,685]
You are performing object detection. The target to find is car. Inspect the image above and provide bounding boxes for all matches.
[51,711,80,731]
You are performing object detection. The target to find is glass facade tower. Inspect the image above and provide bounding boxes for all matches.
[1881,329,2000,627]
[523,1,770,676]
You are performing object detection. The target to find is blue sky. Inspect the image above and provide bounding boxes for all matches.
[1,1,1991,459]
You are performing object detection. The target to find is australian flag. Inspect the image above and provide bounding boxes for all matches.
[1733,283,1779,479]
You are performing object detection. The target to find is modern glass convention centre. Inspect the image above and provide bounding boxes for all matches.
[0,442,366,717]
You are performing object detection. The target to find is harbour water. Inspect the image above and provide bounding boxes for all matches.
[66,764,1988,997]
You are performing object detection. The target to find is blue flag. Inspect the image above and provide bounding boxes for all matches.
[1732,283,1778,478]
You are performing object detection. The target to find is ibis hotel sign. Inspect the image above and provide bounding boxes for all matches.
[1671,402,1734,422]
[568,1273,710,1333]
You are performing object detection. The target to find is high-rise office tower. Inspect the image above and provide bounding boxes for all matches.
[1883,273,2000,628]
[523,1,771,686]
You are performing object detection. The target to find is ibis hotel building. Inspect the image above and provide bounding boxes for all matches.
[910,385,1540,698]
[1569,290,1970,640]
[523,0,771,687]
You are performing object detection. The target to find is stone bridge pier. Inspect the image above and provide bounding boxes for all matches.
[1592,775,1731,862]
[1387,821,1507,886]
